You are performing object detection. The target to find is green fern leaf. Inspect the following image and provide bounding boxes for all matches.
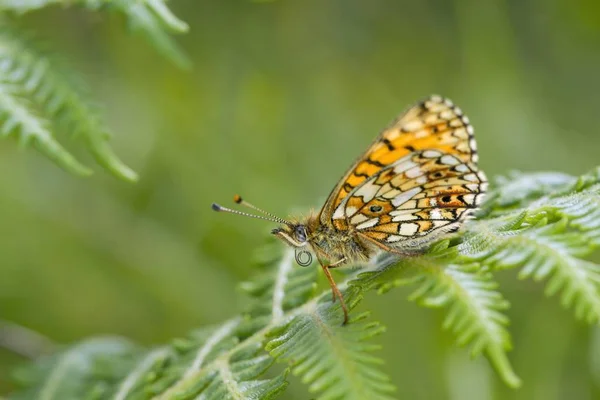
[89,0,191,68]
[10,337,142,400]
[460,171,600,323]
[0,0,189,68]
[0,77,92,176]
[266,304,395,400]
[0,27,138,180]
[352,251,520,388]
[0,1,62,14]
[6,167,600,399]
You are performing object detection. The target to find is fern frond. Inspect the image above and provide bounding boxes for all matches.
[6,167,600,398]
[266,304,395,400]
[147,323,288,400]
[407,263,518,387]
[485,170,575,212]
[0,78,92,176]
[460,174,600,323]
[239,239,318,322]
[242,241,395,399]
[0,0,62,14]
[10,337,142,400]
[0,26,138,180]
[0,0,188,177]
[0,1,189,68]
[351,251,520,388]
[108,0,191,69]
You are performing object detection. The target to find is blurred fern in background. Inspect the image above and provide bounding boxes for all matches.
[0,0,189,180]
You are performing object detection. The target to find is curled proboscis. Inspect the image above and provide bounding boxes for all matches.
[295,248,313,267]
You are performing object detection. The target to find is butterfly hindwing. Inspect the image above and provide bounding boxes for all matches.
[342,151,486,248]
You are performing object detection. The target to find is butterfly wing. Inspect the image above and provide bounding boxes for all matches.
[319,95,486,250]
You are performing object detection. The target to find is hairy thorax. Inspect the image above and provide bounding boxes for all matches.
[305,216,373,264]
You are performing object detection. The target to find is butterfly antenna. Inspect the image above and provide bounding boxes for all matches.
[212,196,292,226]
[232,195,293,226]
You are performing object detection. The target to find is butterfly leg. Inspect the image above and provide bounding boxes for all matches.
[320,258,349,325]
[326,258,346,302]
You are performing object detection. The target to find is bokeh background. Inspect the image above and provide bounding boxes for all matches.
[1,0,600,398]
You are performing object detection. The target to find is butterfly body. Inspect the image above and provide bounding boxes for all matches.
[273,216,372,266]
[213,95,487,324]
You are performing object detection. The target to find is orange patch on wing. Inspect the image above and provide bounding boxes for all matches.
[369,223,399,234]
[347,196,365,211]
[362,231,388,241]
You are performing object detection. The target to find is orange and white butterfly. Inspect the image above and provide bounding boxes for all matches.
[213,95,487,324]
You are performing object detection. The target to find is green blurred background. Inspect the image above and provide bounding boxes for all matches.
[1,0,600,398]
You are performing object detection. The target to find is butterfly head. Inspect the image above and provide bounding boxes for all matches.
[271,224,309,248]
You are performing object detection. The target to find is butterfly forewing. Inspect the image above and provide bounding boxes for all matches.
[320,95,486,251]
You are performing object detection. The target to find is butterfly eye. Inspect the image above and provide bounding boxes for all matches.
[295,226,307,242]
[370,205,383,213]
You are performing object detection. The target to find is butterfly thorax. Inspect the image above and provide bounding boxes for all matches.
[272,215,372,265]
[305,216,372,265]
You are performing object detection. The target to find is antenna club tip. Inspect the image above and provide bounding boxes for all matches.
[211,203,223,212]
[233,194,243,204]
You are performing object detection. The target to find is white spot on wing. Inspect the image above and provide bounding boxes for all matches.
[469,138,478,151]
[399,200,417,209]
[463,173,478,182]
[391,187,421,207]
[392,213,418,222]
[455,164,469,173]
[431,209,443,219]
[354,180,380,202]
[399,223,419,236]
[462,194,476,205]
[441,155,460,165]
[387,235,402,243]
[423,150,441,158]
[405,166,422,178]
[332,205,345,219]
[402,120,423,131]
[440,110,454,119]
[350,214,368,224]
[346,206,358,216]
[357,217,379,230]
[393,157,418,173]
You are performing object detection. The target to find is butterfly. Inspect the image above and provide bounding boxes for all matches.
[212,95,487,324]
